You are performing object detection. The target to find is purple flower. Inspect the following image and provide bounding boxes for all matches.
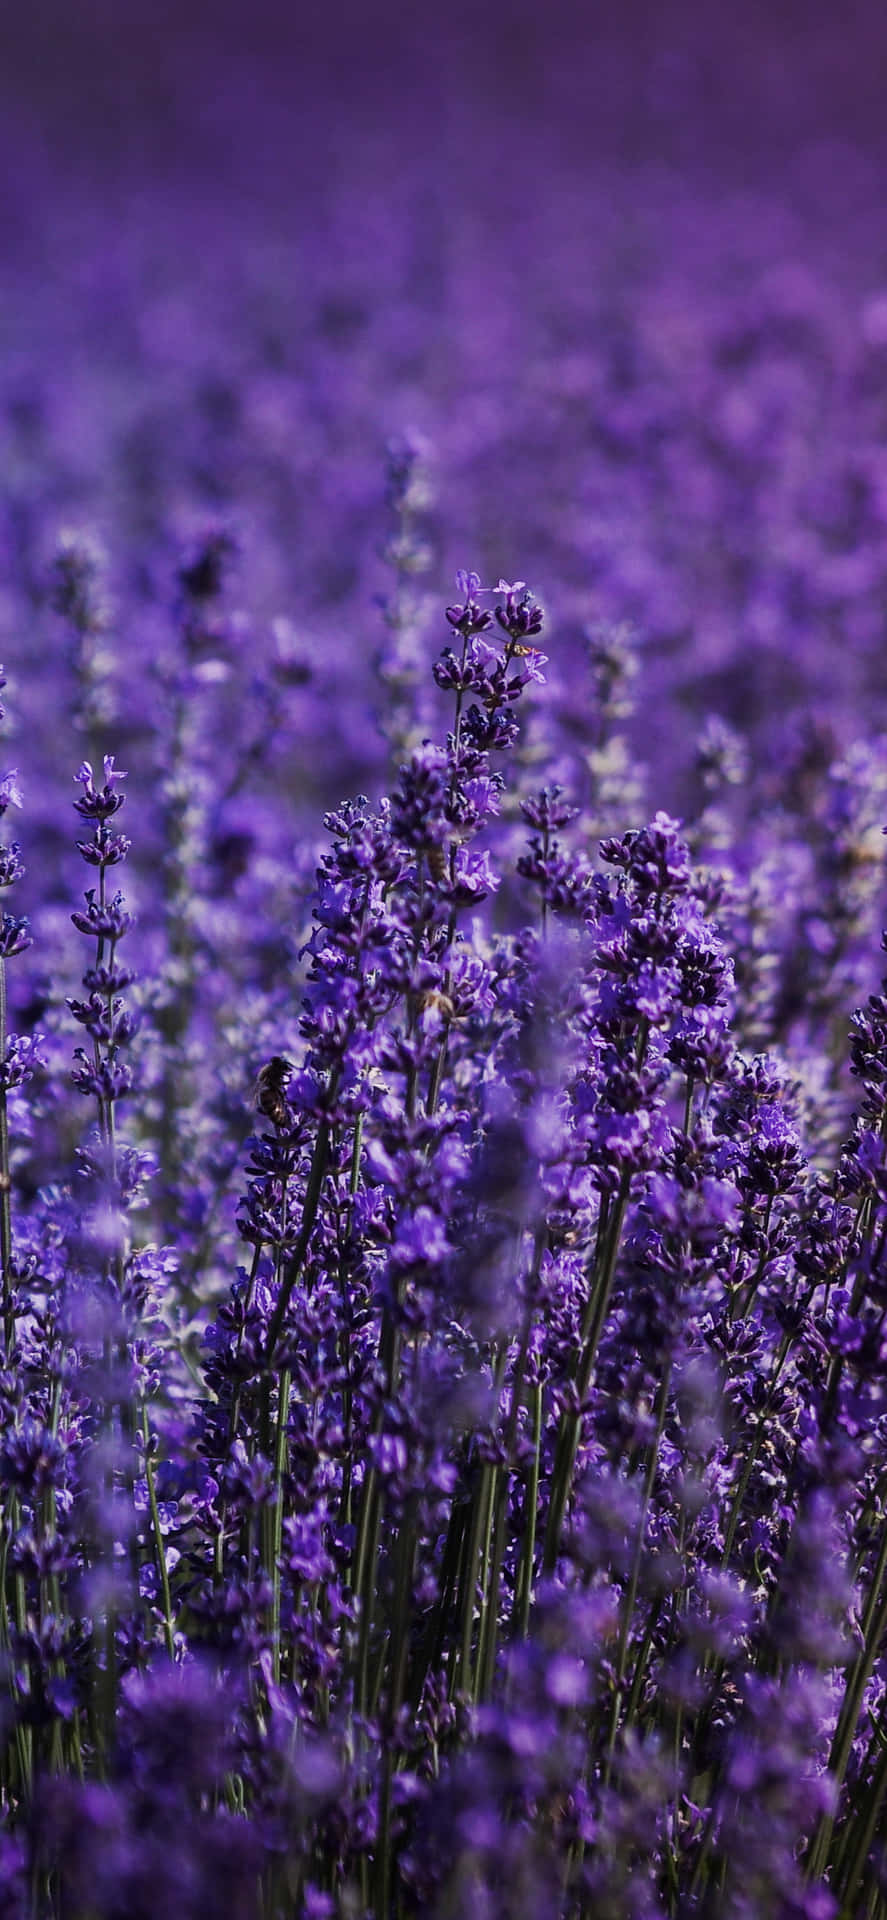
[73,756,127,819]
[0,771,23,816]
[0,912,31,957]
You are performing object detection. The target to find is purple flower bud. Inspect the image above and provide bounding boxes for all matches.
[73,756,127,819]
[0,1032,45,1090]
[76,831,131,867]
[82,960,137,994]
[0,842,25,888]
[494,586,545,647]
[444,583,494,637]
[71,889,134,941]
[71,1047,134,1102]
[0,911,31,957]
[0,770,23,816]
[437,845,500,906]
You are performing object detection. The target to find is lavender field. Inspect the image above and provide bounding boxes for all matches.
[4,4,887,1914]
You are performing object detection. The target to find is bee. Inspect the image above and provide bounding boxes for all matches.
[253,1054,292,1129]
[417,989,456,1022]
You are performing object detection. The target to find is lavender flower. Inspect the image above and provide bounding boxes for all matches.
[5,31,887,1900]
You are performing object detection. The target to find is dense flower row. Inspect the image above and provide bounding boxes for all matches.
[0,554,885,1918]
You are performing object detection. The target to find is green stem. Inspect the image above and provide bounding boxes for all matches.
[514,1382,543,1640]
[605,1356,673,1768]
[476,1299,536,1696]
[375,1496,418,1916]
[0,1506,33,1801]
[474,1468,498,1704]
[719,1331,793,1570]
[408,1494,469,1707]
[338,1115,364,1529]
[457,1460,494,1698]
[354,1473,381,1720]
[270,1369,292,1686]
[457,1346,509,1699]
[214,1241,264,1586]
[542,1171,631,1572]
[620,1594,663,1735]
[808,1522,887,1880]
[141,1405,176,1659]
[834,1723,887,1913]
[266,1115,332,1358]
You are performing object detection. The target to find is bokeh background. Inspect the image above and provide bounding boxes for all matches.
[4,2,887,784]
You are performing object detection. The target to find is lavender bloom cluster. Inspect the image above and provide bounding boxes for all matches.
[3,9,887,1912]
[0,536,887,1920]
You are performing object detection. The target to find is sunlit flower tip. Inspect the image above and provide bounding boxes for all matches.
[494,578,527,595]
[75,757,126,792]
[0,770,23,811]
[454,568,482,597]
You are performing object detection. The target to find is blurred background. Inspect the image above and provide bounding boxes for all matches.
[0,0,886,997]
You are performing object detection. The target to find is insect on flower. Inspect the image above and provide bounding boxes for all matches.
[253,1054,293,1128]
